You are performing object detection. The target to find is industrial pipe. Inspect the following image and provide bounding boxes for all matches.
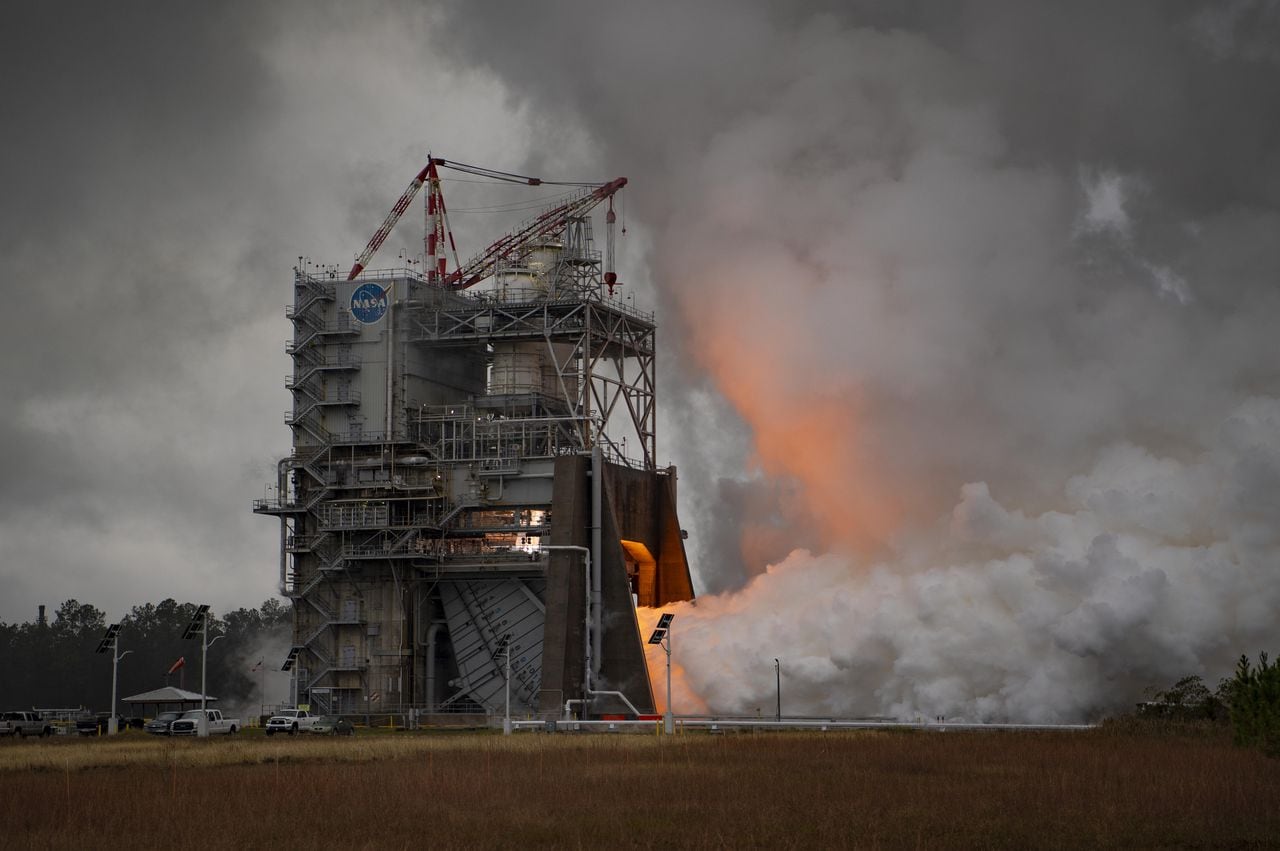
[590,446,603,685]
[565,689,641,720]
[424,622,442,712]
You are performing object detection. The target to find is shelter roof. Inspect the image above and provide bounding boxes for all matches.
[121,686,217,704]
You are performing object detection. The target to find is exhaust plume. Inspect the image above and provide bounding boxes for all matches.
[442,0,1280,719]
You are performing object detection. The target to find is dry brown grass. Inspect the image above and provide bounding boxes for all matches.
[2,727,1278,849]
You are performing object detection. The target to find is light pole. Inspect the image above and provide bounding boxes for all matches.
[94,624,124,735]
[109,637,132,735]
[182,605,221,737]
[199,634,225,737]
[664,624,673,735]
[503,641,512,736]
[774,658,781,723]
[646,613,675,734]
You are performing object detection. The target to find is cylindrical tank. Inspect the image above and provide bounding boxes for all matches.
[526,238,563,296]
[494,265,539,301]
[490,343,544,395]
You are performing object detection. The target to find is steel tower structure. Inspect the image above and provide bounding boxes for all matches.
[255,160,695,719]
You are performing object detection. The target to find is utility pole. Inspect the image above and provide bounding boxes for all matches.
[774,658,781,723]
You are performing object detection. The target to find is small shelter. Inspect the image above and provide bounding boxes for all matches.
[121,686,216,717]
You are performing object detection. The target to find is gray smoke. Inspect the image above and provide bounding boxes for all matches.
[0,2,570,623]
[438,0,1280,719]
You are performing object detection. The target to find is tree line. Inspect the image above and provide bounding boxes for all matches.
[1137,652,1280,756]
[0,598,290,714]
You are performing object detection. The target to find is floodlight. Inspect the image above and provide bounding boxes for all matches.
[182,604,210,640]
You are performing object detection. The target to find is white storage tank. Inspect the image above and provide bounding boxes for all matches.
[490,343,544,395]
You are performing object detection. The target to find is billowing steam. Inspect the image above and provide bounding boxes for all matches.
[442,0,1280,720]
[643,396,1280,721]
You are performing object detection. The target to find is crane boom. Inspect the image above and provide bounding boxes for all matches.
[345,155,626,289]
[443,177,627,290]
[346,161,435,281]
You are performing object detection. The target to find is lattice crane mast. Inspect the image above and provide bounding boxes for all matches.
[346,157,626,291]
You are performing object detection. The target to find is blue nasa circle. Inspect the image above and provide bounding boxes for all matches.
[350,283,388,324]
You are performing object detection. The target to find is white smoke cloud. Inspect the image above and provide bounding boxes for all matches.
[436,0,1280,721]
[654,397,1280,722]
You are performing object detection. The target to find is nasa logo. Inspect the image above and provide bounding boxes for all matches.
[350,283,388,324]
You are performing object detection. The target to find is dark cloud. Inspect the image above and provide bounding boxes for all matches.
[0,1,545,622]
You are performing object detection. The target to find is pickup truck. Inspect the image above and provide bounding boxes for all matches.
[1,711,53,738]
[265,709,320,735]
[169,709,240,736]
[144,711,183,735]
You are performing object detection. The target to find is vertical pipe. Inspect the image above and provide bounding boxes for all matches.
[590,446,603,687]
[385,285,395,438]
[277,459,290,593]
[424,622,441,712]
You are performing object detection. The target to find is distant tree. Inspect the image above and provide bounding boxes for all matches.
[259,598,289,630]
[1139,675,1228,722]
[1227,653,1280,757]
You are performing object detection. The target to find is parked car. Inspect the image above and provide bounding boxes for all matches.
[2,711,53,738]
[144,711,184,735]
[265,709,320,736]
[75,714,144,735]
[309,715,355,736]
[169,709,240,736]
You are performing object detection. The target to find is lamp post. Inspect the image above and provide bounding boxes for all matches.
[199,633,224,738]
[774,658,781,723]
[646,613,675,734]
[181,605,212,734]
[109,638,132,735]
[94,624,124,735]
[664,624,674,735]
[503,641,512,736]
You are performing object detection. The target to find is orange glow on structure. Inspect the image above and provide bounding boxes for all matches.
[635,605,709,716]
[620,539,657,606]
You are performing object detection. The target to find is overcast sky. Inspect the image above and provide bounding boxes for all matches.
[4,0,1280,720]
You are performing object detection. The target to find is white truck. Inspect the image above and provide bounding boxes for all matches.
[0,711,53,738]
[265,708,320,736]
[168,708,240,736]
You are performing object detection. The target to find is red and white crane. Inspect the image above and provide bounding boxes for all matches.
[346,157,626,291]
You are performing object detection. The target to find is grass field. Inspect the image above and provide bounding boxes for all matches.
[1,724,1277,849]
